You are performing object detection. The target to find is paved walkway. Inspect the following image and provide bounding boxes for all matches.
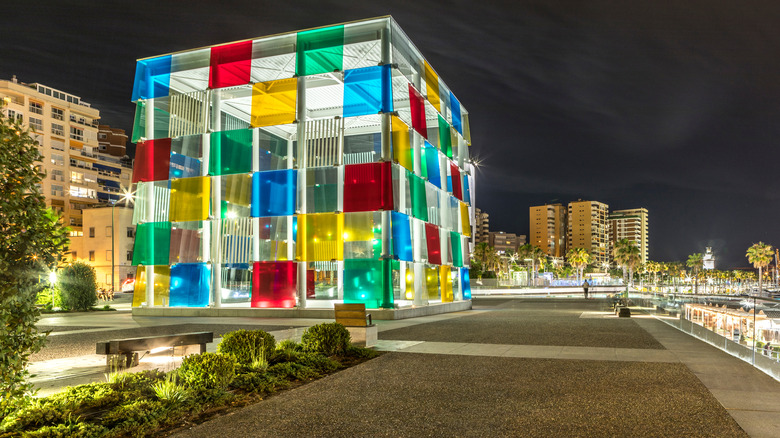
[30,297,780,436]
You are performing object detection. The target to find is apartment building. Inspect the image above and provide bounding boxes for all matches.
[608,207,649,264]
[488,231,525,255]
[529,203,567,257]
[567,200,610,269]
[0,78,133,240]
[474,208,490,245]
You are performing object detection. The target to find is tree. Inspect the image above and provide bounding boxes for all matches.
[613,239,640,297]
[59,261,98,311]
[0,105,69,415]
[646,261,662,291]
[518,244,545,286]
[746,242,773,297]
[686,253,704,294]
[566,247,592,284]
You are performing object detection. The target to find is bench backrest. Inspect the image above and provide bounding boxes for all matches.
[334,303,370,327]
[96,331,213,354]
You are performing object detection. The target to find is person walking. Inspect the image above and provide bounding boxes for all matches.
[582,279,590,299]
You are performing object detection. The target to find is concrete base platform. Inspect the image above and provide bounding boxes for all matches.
[131,300,472,320]
[347,325,378,347]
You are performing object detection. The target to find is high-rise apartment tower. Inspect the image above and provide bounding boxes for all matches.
[567,200,610,269]
[529,203,567,257]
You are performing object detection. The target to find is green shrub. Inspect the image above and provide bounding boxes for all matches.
[101,399,167,436]
[152,374,187,404]
[346,345,381,359]
[300,322,351,356]
[267,362,320,381]
[294,352,341,373]
[25,422,109,438]
[179,353,236,390]
[218,329,276,365]
[36,285,62,310]
[230,372,288,393]
[276,339,302,351]
[0,399,67,433]
[57,261,97,311]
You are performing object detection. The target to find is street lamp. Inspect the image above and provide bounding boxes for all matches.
[110,190,134,294]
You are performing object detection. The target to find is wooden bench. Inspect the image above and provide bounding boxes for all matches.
[96,331,213,369]
[334,303,377,347]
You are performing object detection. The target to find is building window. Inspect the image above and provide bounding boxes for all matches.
[126,251,133,262]
[51,139,65,151]
[29,117,43,132]
[6,109,23,123]
[89,251,95,262]
[70,126,83,141]
[106,226,112,237]
[106,250,112,262]
[70,171,84,184]
[51,169,64,182]
[51,123,64,136]
[69,186,96,199]
[89,227,95,238]
[29,101,43,115]
[99,133,107,140]
[51,184,64,197]
[126,227,134,238]
[51,107,64,121]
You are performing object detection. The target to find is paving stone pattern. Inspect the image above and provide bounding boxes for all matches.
[381,299,665,349]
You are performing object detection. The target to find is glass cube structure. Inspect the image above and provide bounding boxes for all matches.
[131,17,475,309]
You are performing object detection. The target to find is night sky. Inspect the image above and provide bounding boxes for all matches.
[3,0,779,269]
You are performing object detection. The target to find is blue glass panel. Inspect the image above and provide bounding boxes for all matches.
[169,263,211,307]
[343,65,393,118]
[252,169,297,217]
[424,142,441,188]
[391,211,413,262]
[462,174,471,205]
[447,175,453,193]
[169,153,202,179]
[461,268,471,299]
[131,56,172,102]
[450,91,462,134]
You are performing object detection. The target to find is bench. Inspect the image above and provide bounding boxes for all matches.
[96,331,213,369]
[334,303,377,348]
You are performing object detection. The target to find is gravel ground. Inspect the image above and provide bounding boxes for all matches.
[173,353,746,438]
[30,324,295,361]
[382,298,664,349]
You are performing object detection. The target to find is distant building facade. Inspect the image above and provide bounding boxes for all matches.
[489,231,523,255]
[529,203,567,258]
[474,208,490,245]
[567,200,610,269]
[0,77,133,243]
[703,247,715,270]
[608,207,649,265]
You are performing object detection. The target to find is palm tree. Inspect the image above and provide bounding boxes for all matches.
[613,239,640,297]
[686,253,703,294]
[566,247,592,284]
[746,242,773,297]
[646,261,661,291]
[518,244,546,286]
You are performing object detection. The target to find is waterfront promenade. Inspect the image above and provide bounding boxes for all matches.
[32,296,780,437]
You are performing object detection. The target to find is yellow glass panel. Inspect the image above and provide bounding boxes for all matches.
[425,266,439,299]
[460,201,471,237]
[251,78,297,127]
[296,213,344,261]
[343,212,374,242]
[440,266,453,302]
[223,174,252,206]
[169,176,210,222]
[132,265,171,307]
[404,266,414,300]
[391,115,413,172]
[423,60,440,112]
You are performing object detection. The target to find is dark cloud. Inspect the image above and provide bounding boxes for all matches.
[2,0,779,268]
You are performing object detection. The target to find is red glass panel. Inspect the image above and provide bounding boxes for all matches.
[408,83,427,138]
[343,162,393,212]
[425,223,441,265]
[252,261,297,308]
[450,162,462,200]
[132,138,171,183]
[307,269,315,298]
[209,41,253,89]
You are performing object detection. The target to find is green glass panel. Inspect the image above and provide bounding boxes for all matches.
[451,231,463,268]
[209,129,253,176]
[343,258,392,308]
[296,25,345,76]
[419,145,428,179]
[409,171,428,222]
[306,167,339,213]
[130,99,171,142]
[131,222,171,266]
[438,115,452,158]
[131,101,145,143]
